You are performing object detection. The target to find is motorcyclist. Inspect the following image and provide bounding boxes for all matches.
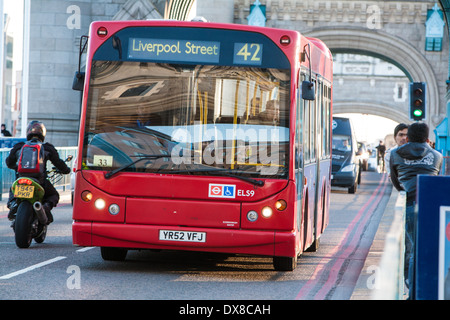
[5,120,71,223]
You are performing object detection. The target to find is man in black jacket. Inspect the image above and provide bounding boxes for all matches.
[390,122,442,200]
[5,121,71,223]
[390,122,443,298]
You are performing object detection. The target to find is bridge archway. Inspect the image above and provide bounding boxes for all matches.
[334,101,410,125]
[308,27,441,125]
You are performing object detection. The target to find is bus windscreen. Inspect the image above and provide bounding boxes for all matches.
[83,61,290,179]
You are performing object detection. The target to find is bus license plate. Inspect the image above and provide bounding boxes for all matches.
[159,230,206,243]
[14,185,34,198]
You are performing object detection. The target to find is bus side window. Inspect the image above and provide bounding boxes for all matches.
[304,100,310,163]
[327,86,332,156]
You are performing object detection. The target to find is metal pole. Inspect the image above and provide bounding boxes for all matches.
[21,0,30,138]
[0,0,4,130]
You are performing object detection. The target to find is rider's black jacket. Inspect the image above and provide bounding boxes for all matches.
[5,140,71,208]
[5,140,71,183]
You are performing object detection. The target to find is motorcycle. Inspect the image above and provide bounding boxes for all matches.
[11,155,73,248]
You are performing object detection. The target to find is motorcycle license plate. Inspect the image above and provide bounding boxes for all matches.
[14,185,34,198]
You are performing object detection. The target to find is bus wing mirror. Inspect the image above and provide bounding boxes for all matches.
[73,35,88,91]
[72,71,85,91]
[302,81,315,100]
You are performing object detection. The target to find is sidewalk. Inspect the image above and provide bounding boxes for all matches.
[350,187,401,300]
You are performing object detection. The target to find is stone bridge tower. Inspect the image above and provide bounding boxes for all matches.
[235,0,449,134]
[23,0,447,145]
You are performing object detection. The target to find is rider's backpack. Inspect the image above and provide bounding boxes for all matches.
[17,140,45,177]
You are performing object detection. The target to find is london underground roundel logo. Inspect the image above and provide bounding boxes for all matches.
[208,184,236,198]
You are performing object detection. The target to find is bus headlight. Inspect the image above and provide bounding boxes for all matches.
[94,198,106,210]
[108,204,120,215]
[247,210,258,222]
[261,206,273,218]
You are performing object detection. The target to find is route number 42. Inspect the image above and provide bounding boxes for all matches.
[234,43,263,65]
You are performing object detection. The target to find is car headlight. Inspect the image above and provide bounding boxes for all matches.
[341,164,355,172]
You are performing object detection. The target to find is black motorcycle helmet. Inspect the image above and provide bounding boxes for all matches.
[26,120,46,141]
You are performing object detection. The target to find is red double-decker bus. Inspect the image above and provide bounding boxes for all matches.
[72,20,333,271]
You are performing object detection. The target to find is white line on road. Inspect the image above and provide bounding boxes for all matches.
[76,246,95,253]
[0,256,67,280]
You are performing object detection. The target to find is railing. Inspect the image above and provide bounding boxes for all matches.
[442,156,450,175]
[0,146,77,200]
[372,190,406,300]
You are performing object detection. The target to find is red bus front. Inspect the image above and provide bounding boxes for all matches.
[72,20,314,270]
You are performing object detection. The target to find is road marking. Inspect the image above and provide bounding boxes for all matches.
[76,246,94,252]
[0,256,67,280]
[313,174,389,300]
[296,173,389,300]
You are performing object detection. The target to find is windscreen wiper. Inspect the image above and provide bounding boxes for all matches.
[105,155,265,186]
[167,168,265,187]
[104,154,171,179]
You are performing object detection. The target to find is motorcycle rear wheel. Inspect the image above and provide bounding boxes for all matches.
[15,201,34,248]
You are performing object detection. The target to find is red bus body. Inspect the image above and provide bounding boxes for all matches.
[72,20,333,271]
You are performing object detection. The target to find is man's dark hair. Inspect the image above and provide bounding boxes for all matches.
[394,123,408,137]
[407,122,429,143]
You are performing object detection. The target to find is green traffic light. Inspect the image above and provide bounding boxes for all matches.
[413,109,423,117]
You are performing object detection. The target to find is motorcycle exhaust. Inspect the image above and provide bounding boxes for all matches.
[33,201,48,225]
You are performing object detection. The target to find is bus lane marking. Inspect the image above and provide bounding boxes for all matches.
[313,174,389,300]
[295,174,388,300]
[0,256,67,280]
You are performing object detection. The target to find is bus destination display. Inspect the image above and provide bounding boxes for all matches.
[128,38,220,63]
[128,38,263,66]
[233,43,263,66]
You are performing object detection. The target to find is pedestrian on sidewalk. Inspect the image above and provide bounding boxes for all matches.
[385,123,409,287]
[389,122,443,299]
[1,124,12,137]
[385,123,408,176]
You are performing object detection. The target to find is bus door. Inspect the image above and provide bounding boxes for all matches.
[301,90,315,248]
[295,88,304,234]
[313,80,322,242]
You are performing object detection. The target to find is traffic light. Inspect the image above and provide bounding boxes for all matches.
[409,82,426,121]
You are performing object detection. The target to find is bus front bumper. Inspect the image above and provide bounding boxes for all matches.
[72,222,297,258]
